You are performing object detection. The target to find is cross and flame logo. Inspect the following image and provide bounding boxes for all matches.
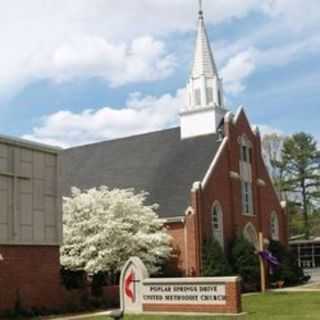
[124,270,140,303]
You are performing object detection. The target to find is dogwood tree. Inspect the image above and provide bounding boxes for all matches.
[61,186,172,275]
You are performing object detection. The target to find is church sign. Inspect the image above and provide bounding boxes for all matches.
[120,257,242,315]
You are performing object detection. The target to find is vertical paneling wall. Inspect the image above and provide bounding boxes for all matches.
[0,139,61,245]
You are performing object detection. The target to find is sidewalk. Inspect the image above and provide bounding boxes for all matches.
[46,309,119,320]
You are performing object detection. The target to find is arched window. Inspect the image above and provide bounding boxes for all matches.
[212,202,224,249]
[243,223,258,248]
[271,211,279,240]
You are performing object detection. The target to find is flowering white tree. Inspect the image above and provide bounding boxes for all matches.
[61,186,172,275]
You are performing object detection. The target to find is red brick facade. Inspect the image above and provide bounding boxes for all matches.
[167,109,288,276]
[0,245,63,313]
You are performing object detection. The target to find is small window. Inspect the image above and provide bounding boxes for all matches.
[242,146,247,162]
[194,89,201,106]
[212,202,224,249]
[241,145,252,163]
[271,212,279,240]
[241,181,253,215]
[218,90,222,106]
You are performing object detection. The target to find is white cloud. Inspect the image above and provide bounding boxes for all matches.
[51,35,175,87]
[0,0,319,99]
[23,89,185,147]
[0,0,263,97]
[221,49,256,94]
[0,33,175,97]
[216,31,320,95]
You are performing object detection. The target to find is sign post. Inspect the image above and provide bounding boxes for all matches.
[258,232,267,293]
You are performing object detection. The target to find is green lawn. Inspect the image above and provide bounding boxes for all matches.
[79,292,320,320]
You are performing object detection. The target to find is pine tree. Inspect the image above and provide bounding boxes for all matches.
[280,132,320,239]
[202,239,232,276]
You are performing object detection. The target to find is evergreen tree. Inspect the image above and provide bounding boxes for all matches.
[202,239,232,276]
[229,237,260,291]
[269,240,306,286]
[280,133,320,239]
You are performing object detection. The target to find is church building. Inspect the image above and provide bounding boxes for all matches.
[61,7,288,276]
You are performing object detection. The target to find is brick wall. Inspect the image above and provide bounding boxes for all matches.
[0,245,63,313]
[165,211,200,276]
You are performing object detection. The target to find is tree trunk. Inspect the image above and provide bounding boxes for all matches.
[302,183,310,239]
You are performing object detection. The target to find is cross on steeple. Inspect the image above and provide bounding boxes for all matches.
[198,0,203,15]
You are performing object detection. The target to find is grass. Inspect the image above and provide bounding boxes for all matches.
[242,292,320,319]
[76,292,320,320]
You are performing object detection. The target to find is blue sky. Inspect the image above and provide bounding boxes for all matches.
[0,0,319,147]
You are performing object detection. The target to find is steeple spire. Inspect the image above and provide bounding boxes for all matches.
[192,0,218,79]
[180,1,227,139]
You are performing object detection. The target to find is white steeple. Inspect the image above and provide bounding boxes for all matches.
[180,0,227,139]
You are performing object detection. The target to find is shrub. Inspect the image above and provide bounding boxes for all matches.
[202,239,232,276]
[269,240,307,286]
[229,237,260,291]
[60,268,86,290]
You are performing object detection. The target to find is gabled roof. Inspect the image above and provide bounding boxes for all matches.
[60,127,221,219]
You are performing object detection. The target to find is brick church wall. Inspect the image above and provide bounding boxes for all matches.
[165,109,288,276]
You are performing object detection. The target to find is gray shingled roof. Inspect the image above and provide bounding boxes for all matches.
[60,127,221,218]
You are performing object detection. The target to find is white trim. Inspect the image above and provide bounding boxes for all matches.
[192,181,201,192]
[180,105,216,116]
[242,212,255,217]
[0,134,61,153]
[257,178,266,187]
[143,276,240,284]
[164,216,185,224]
[224,111,234,123]
[184,206,194,216]
[201,137,228,188]
[230,171,240,180]
[233,105,245,124]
